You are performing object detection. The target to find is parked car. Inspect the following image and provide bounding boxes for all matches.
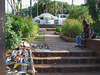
[56,14,69,25]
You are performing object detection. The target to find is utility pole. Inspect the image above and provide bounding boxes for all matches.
[0,0,6,75]
[33,0,38,16]
[30,0,32,17]
[37,0,38,16]
[62,0,63,25]
[20,1,22,17]
[71,0,74,9]
[62,0,63,15]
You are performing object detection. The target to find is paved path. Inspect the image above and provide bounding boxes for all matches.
[37,28,92,52]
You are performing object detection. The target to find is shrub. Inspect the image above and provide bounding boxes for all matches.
[6,14,22,49]
[22,17,39,38]
[62,19,83,38]
[55,26,62,33]
[90,23,100,36]
[6,14,39,50]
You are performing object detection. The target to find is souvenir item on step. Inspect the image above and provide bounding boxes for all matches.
[31,44,53,51]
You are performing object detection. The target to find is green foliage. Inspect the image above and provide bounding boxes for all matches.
[90,23,100,36]
[22,1,71,17]
[6,14,39,50]
[22,8,29,17]
[55,26,62,33]
[68,6,88,19]
[6,14,22,50]
[22,17,39,38]
[57,2,71,14]
[87,0,99,22]
[68,5,95,25]
[26,31,44,43]
[62,19,83,38]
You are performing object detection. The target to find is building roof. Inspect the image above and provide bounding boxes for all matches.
[34,13,58,20]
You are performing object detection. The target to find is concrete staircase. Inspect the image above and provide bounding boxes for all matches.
[32,51,100,74]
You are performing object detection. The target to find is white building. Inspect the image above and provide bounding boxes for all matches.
[33,13,58,25]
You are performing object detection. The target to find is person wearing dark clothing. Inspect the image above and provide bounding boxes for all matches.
[83,24,96,39]
[76,20,96,47]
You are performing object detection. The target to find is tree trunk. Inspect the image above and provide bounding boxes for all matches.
[0,0,6,75]
[20,2,22,17]
[30,0,32,17]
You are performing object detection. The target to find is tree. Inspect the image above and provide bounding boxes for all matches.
[68,6,88,19]
[22,1,71,17]
[57,2,71,14]
[7,0,22,16]
[38,0,51,14]
[87,0,99,22]
[7,0,16,14]
[38,0,60,15]
[0,0,6,75]
[48,1,60,15]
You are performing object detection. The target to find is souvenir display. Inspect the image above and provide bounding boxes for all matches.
[6,48,36,75]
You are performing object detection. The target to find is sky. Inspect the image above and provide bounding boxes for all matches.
[22,0,85,8]
[5,0,85,12]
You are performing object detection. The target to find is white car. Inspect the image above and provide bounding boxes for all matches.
[56,14,69,25]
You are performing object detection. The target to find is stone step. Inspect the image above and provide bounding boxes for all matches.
[32,51,96,57]
[39,25,58,28]
[34,64,100,73]
[37,72,100,75]
[33,57,100,64]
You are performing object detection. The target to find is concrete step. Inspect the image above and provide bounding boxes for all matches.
[37,72,100,75]
[33,57,100,64]
[34,64,100,73]
[32,51,96,57]
[39,25,58,28]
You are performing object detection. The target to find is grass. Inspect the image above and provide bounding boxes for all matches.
[34,31,45,41]
[26,31,45,43]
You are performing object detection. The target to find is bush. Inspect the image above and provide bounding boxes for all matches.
[22,17,39,38]
[55,26,62,33]
[6,14,39,50]
[6,14,22,49]
[90,23,100,36]
[62,19,83,38]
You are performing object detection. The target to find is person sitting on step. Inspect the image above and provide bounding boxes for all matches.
[75,20,96,48]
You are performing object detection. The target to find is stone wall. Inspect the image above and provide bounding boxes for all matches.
[83,39,100,57]
[59,34,76,42]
